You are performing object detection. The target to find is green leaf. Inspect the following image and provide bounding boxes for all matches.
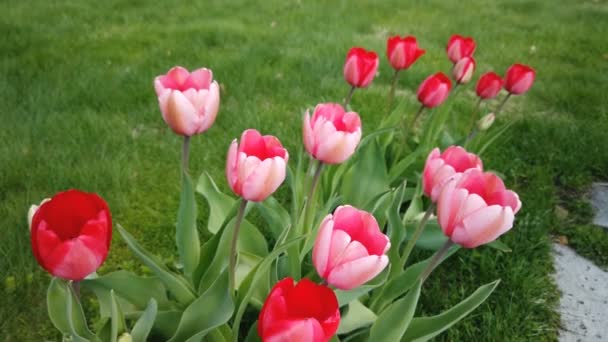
[405,219,449,251]
[487,239,512,252]
[337,300,377,334]
[244,322,262,342]
[168,271,234,342]
[197,171,236,234]
[47,278,96,340]
[154,310,182,338]
[388,149,421,184]
[116,224,196,305]
[81,271,170,316]
[110,290,127,342]
[131,299,158,342]
[402,280,500,341]
[387,184,407,278]
[369,280,421,342]
[176,172,200,276]
[341,138,390,208]
[254,196,291,239]
[335,267,389,307]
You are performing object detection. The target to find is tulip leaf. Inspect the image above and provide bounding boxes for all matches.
[244,322,262,342]
[116,224,196,305]
[131,298,158,342]
[402,280,500,341]
[388,148,422,184]
[176,171,200,277]
[337,300,377,334]
[109,290,127,342]
[335,267,389,307]
[405,218,449,251]
[254,196,291,240]
[47,278,97,341]
[197,171,236,234]
[154,310,182,338]
[341,138,390,208]
[168,270,234,342]
[81,271,170,316]
[487,239,512,252]
[369,280,421,341]
[387,183,407,278]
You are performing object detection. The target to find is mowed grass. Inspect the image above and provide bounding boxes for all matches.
[1,0,608,340]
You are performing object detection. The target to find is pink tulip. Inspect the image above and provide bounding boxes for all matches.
[154,66,220,136]
[417,73,452,108]
[504,63,536,95]
[343,47,379,88]
[313,205,390,290]
[446,34,476,64]
[423,146,483,202]
[226,129,288,202]
[386,35,426,71]
[452,56,475,84]
[303,103,362,164]
[437,169,522,248]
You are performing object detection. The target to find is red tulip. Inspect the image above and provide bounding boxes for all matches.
[226,129,288,202]
[417,72,452,108]
[303,103,362,164]
[258,277,340,342]
[504,64,535,95]
[476,72,504,99]
[446,35,476,64]
[452,56,476,84]
[313,206,390,290]
[30,190,112,280]
[423,146,483,202]
[437,169,521,248]
[343,47,379,88]
[154,66,220,136]
[386,35,425,71]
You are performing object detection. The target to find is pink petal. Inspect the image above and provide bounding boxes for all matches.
[162,66,190,90]
[226,140,239,189]
[183,68,212,90]
[303,111,315,157]
[343,57,360,86]
[456,205,514,248]
[241,157,286,202]
[265,318,324,342]
[313,216,334,278]
[165,91,199,136]
[326,229,352,276]
[198,81,220,133]
[327,255,389,290]
[47,239,102,280]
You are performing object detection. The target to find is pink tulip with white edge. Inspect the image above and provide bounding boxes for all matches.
[423,146,483,202]
[226,129,288,202]
[437,169,522,248]
[313,205,390,290]
[154,66,220,136]
[303,103,362,165]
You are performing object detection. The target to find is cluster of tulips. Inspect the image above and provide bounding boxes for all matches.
[30,33,534,342]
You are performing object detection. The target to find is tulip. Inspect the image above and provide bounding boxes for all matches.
[437,169,521,248]
[386,35,425,70]
[477,113,496,131]
[504,63,536,95]
[446,34,476,64]
[313,205,390,290]
[423,146,483,202]
[343,47,379,88]
[303,103,362,165]
[226,129,288,202]
[417,72,452,108]
[452,56,475,84]
[258,277,340,342]
[30,190,112,280]
[476,72,504,99]
[154,66,220,136]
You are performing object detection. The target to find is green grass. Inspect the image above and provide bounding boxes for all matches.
[1,0,608,340]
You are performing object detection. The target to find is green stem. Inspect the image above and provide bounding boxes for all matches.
[399,203,435,270]
[229,199,248,294]
[397,104,425,160]
[420,240,455,282]
[71,280,81,301]
[465,93,511,145]
[387,69,400,112]
[464,98,484,145]
[495,93,512,116]
[344,86,356,108]
[182,135,190,174]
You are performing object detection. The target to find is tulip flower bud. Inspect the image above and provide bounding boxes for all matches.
[417,72,452,108]
[386,35,425,71]
[343,47,379,88]
[118,333,132,342]
[504,64,536,95]
[446,34,476,64]
[477,113,496,131]
[226,129,289,202]
[452,57,476,84]
[476,72,504,100]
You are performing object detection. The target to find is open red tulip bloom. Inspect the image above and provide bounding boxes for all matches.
[30,190,112,281]
[437,169,521,248]
[446,34,476,64]
[504,63,536,95]
[303,103,362,164]
[154,66,220,136]
[417,72,452,108]
[386,35,426,70]
[258,277,340,342]
[343,47,379,88]
[423,146,483,202]
[226,129,288,202]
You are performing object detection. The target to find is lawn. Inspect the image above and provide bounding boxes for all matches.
[2,0,608,340]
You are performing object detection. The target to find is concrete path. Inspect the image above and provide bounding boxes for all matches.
[552,243,608,341]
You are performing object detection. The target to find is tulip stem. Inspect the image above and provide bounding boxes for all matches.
[71,280,81,300]
[344,86,356,108]
[399,203,435,271]
[301,162,324,238]
[229,199,248,294]
[465,93,511,145]
[401,104,425,144]
[420,240,455,282]
[182,135,191,174]
[464,98,484,145]
[495,93,512,116]
[387,69,401,112]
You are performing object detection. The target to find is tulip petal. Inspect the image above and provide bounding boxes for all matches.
[454,205,514,248]
[165,91,199,136]
[312,216,334,278]
[226,140,239,189]
[326,229,352,275]
[46,239,102,280]
[265,318,323,342]
[327,255,389,290]
[199,81,220,133]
